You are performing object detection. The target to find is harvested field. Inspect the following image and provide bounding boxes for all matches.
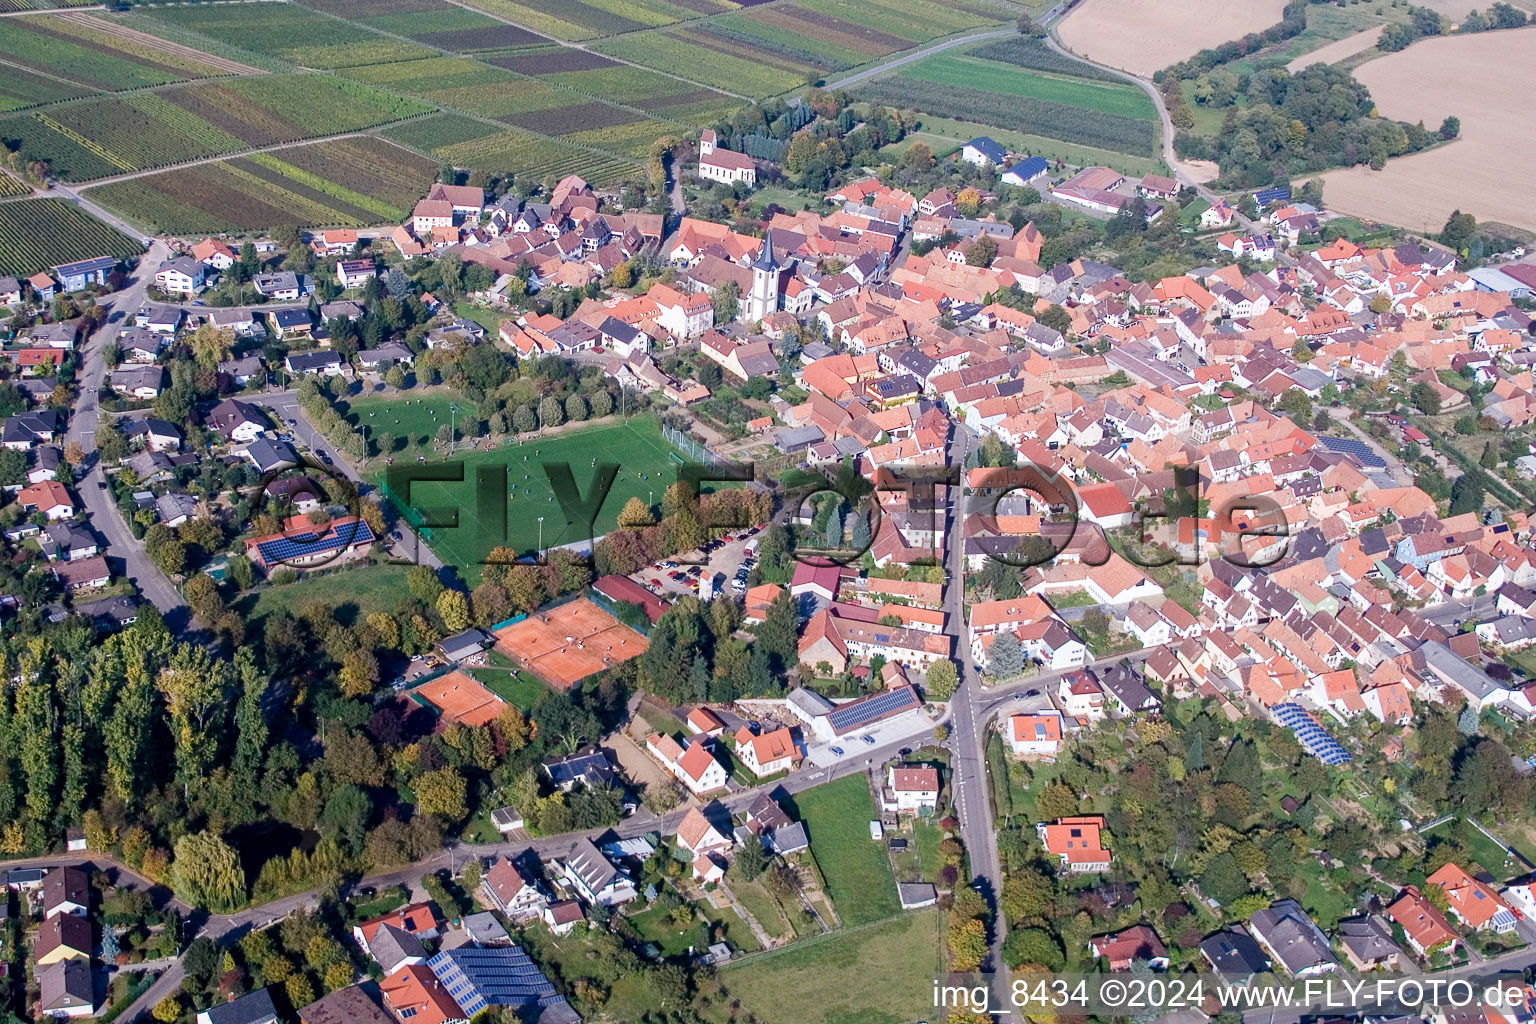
[411,669,507,726]
[1057,0,1291,76]
[493,597,647,690]
[1318,27,1536,233]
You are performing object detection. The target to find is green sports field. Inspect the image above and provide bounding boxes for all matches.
[343,393,463,453]
[373,414,682,575]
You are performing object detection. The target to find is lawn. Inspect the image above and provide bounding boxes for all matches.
[913,821,944,882]
[707,910,942,1024]
[469,660,549,711]
[520,922,668,1021]
[791,774,900,927]
[452,300,506,333]
[627,902,709,956]
[1424,819,1519,879]
[372,413,684,572]
[731,877,800,940]
[234,563,412,627]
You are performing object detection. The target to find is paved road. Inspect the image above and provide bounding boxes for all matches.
[66,241,196,628]
[828,26,1016,90]
[938,425,1018,1012]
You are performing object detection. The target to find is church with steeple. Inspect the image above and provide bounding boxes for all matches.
[746,234,779,322]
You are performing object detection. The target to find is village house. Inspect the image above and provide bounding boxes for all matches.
[1036,816,1111,872]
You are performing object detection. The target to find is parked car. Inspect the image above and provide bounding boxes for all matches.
[829,746,844,757]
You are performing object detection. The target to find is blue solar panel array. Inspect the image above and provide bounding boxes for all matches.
[828,684,921,735]
[1317,436,1387,470]
[427,947,565,1017]
[1273,703,1351,765]
[254,519,375,565]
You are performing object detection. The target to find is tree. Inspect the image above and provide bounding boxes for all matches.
[987,631,1024,678]
[1200,850,1247,906]
[903,142,934,170]
[338,649,380,698]
[97,417,127,463]
[1441,209,1478,250]
[731,837,769,881]
[949,916,987,971]
[407,565,444,604]
[1448,472,1485,515]
[1037,304,1071,334]
[1277,388,1312,424]
[1001,868,1053,922]
[616,496,654,528]
[415,767,467,821]
[1002,927,1064,970]
[436,589,470,633]
[1439,116,1460,140]
[319,784,372,857]
[152,997,182,1023]
[925,659,959,699]
[171,830,246,912]
[565,394,588,422]
[713,280,739,323]
[1035,780,1078,821]
[538,396,564,429]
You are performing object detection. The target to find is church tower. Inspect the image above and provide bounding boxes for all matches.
[747,234,778,322]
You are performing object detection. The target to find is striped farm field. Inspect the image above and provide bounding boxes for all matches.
[565,117,681,155]
[456,0,736,39]
[0,74,432,182]
[379,111,504,153]
[138,3,436,68]
[595,28,815,97]
[798,0,1002,39]
[294,0,545,51]
[0,199,141,277]
[429,125,638,183]
[0,13,243,95]
[484,48,736,121]
[86,137,438,234]
[903,53,1157,119]
[339,58,582,120]
[0,174,31,199]
[0,66,94,113]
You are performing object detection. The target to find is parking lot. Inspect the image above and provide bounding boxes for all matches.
[631,527,760,600]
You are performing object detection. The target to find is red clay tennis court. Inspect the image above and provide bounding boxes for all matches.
[494,597,648,690]
[411,670,506,726]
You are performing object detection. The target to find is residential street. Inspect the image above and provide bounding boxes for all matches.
[65,240,196,630]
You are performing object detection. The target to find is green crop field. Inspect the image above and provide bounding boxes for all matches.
[137,3,436,67]
[0,198,141,277]
[904,54,1156,119]
[854,72,1160,157]
[455,0,735,40]
[86,136,437,234]
[597,29,814,97]
[0,14,238,97]
[371,413,683,571]
[420,125,639,183]
[0,74,431,182]
[708,911,941,1024]
[793,774,901,927]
